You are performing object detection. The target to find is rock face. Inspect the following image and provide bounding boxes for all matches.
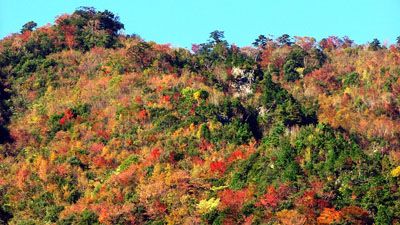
[231,67,255,98]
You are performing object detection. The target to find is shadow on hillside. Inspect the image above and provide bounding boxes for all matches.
[0,81,12,145]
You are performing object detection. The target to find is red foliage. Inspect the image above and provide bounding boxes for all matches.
[134,96,143,104]
[93,156,110,168]
[192,156,205,165]
[137,109,148,121]
[153,43,171,52]
[64,109,74,119]
[219,189,248,210]
[226,67,232,76]
[162,95,171,103]
[260,47,273,68]
[61,24,76,49]
[59,117,67,125]
[156,86,163,92]
[259,186,279,208]
[243,215,254,225]
[20,30,32,42]
[173,92,181,101]
[55,164,69,176]
[210,161,226,174]
[152,200,167,215]
[319,36,343,50]
[296,189,330,211]
[149,148,161,160]
[259,184,290,209]
[227,150,244,163]
[199,139,213,152]
[55,14,70,25]
[90,143,105,153]
[59,109,75,125]
[96,130,110,140]
[294,36,316,51]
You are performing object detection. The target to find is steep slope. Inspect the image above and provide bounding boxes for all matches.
[1,8,400,225]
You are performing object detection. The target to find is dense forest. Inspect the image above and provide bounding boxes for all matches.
[1,7,400,225]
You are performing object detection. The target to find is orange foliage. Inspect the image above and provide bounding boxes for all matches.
[317,208,342,224]
[340,206,370,224]
[113,164,137,185]
[276,209,307,225]
[16,165,29,189]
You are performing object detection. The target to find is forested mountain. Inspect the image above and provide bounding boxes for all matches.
[1,7,400,225]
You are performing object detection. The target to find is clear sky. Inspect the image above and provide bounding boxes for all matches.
[0,0,399,48]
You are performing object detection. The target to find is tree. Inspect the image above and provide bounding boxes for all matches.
[342,36,354,48]
[209,30,225,44]
[127,41,155,70]
[253,35,270,49]
[21,21,37,33]
[283,59,300,81]
[396,36,400,47]
[294,36,316,51]
[97,10,125,36]
[369,38,381,51]
[277,34,293,46]
[65,7,125,50]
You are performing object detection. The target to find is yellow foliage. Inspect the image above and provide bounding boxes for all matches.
[36,157,48,181]
[296,67,304,75]
[197,197,220,214]
[191,165,204,178]
[304,147,311,163]
[166,207,189,225]
[391,166,400,177]
[193,90,202,100]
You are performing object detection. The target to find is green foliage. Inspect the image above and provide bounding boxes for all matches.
[261,72,310,126]
[44,205,64,223]
[341,72,360,87]
[21,21,37,33]
[220,119,253,145]
[276,34,293,46]
[115,154,139,174]
[57,209,99,225]
[283,46,308,82]
[69,7,124,50]
[369,38,382,51]
[48,113,66,138]
[283,59,301,81]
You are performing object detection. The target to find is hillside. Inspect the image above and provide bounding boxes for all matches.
[1,7,400,225]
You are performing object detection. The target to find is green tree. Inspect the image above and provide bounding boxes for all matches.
[209,30,226,44]
[277,34,293,46]
[21,21,37,33]
[253,35,271,49]
[369,38,381,51]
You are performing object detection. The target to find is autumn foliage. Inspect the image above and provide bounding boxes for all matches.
[0,8,400,224]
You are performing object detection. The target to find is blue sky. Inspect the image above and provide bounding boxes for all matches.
[0,0,399,48]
